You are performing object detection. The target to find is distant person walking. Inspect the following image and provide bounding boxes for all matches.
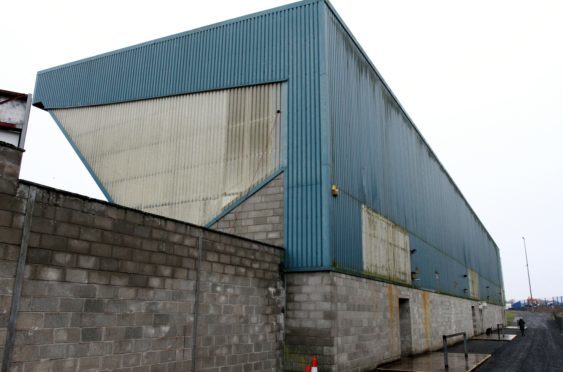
[518,318,526,336]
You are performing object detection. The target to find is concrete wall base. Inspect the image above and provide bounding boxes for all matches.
[284,272,504,372]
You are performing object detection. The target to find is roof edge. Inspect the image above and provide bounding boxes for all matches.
[36,0,321,76]
[323,0,502,252]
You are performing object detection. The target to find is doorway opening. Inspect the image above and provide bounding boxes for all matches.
[398,298,412,356]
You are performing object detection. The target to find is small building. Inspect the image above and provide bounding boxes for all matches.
[0,89,32,148]
[33,0,505,370]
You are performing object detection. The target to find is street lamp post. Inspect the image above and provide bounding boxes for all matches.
[522,237,533,301]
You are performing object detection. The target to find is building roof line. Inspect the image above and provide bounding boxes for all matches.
[32,0,500,253]
[322,0,501,252]
[36,0,321,76]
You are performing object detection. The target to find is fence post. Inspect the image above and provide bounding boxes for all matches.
[496,323,503,340]
[463,332,468,360]
[443,331,469,370]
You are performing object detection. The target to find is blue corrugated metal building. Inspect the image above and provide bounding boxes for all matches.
[34,0,504,306]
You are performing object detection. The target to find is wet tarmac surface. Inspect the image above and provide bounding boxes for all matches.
[475,311,563,372]
[377,352,490,372]
[375,311,563,371]
[471,333,516,341]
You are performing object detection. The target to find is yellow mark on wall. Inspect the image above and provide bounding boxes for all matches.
[388,286,395,322]
[422,292,431,351]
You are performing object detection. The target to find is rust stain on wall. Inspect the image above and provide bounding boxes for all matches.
[388,285,395,322]
[422,292,431,351]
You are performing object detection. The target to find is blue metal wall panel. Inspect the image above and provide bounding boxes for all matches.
[33,0,504,300]
[33,0,328,270]
[34,9,293,108]
[324,5,503,303]
[331,192,362,272]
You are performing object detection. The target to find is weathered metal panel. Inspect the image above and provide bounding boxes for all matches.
[324,5,504,303]
[53,83,283,226]
[33,1,313,110]
[0,91,27,126]
[331,192,362,272]
[468,269,480,300]
[361,205,411,284]
[32,0,505,291]
[35,0,328,269]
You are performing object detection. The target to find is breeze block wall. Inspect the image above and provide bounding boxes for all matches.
[0,141,284,372]
[211,173,284,247]
[284,272,504,372]
[0,142,25,368]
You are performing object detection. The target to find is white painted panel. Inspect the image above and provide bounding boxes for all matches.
[0,93,28,127]
[53,83,282,225]
[0,130,20,147]
[468,269,480,299]
[362,205,411,284]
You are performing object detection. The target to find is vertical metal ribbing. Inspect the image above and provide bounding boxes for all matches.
[53,82,282,227]
[325,5,503,294]
[190,236,203,371]
[2,187,37,372]
[36,1,327,271]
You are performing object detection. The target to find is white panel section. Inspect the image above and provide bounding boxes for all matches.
[0,93,28,127]
[53,83,282,225]
[468,269,480,299]
[361,205,411,284]
[0,130,20,147]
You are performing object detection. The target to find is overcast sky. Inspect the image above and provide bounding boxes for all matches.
[2,0,561,302]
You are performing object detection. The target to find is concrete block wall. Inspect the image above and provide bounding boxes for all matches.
[481,304,505,332]
[332,274,398,370]
[211,174,284,247]
[0,141,284,372]
[0,142,24,367]
[285,272,504,372]
[0,142,23,195]
[194,238,284,371]
[284,273,336,371]
[406,288,472,354]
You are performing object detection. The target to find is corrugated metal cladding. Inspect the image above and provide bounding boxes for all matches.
[33,0,505,301]
[34,0,328,269]
[53,83,283,225]
[361,205,411,284]
[325,6,504,304]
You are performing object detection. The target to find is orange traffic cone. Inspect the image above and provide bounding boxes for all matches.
[305,365,311,372]
[311,356,318,372]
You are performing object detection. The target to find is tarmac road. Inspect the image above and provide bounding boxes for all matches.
[476,311,563,372]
